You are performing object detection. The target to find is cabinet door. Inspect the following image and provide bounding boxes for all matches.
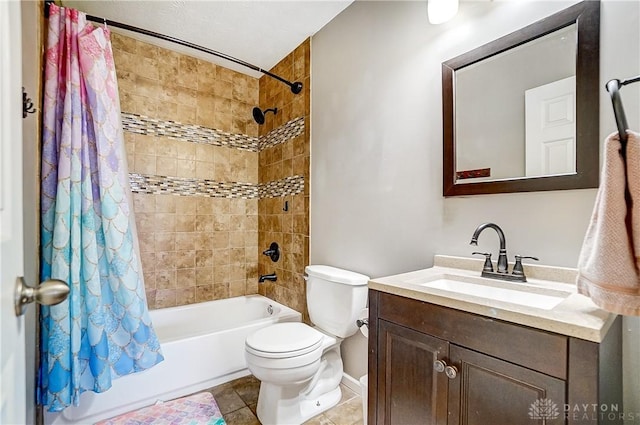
[448,345,566,425]
[377,320,449,425]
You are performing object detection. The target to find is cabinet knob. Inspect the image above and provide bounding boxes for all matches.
[444,365,458,379]
[435,359,459,379]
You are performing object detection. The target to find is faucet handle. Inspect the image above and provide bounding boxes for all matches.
[472,252,494,272]
[512,255,539,277]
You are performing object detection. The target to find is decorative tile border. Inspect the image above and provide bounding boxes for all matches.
[258,175,305,198]
[259,117,305,150]
[129,173,304,199]
[121,113,305,152]
[122,113,259,151]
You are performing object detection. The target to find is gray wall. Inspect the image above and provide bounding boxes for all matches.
[310,0,640,418]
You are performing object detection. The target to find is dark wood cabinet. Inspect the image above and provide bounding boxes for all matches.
[378,320,449,425]
[447,345,565,425]
[368,290,622,425]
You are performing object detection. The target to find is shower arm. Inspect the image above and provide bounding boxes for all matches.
[43,1,304,95]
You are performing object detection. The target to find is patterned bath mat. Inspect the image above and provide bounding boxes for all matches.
[96,391,226,425]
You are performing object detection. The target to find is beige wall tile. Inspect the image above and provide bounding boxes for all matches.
[212,232,230,250]
[140,252,156,273]
[177,143,196,161]
[176,250,196,269]
[156,195,176,213]
[195,144,215,163]
[156,289,177,308]
[196,267,214,286]
[133,194,155,213]
[155,232,175,252]
[156,251,177,271]
[138,232,155,253]
[176,288,195,306]
[156,213,176,232]
[145,289,157,309]
[196,284,215,302]
[214,282,229,300]
[156,156,177,176]
[176,104,196,124]
[229,280,245,298]
[176,214,196,232]
[137,56,160,81]
[115,34,309,311]
[196,250,214,268]
[177,268,196,288]
[145,277,156,294]
[176,197,197,214]
[176,159,196,178]
[195,161,215,180]
[156,270,177,290]
[176,232,196,251]
[134,154,156,174]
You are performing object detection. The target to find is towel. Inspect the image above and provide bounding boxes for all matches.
[577,130,640,316]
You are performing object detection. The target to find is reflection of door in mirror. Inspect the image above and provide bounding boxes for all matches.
[454,24,576,183]
[525,76,576,178]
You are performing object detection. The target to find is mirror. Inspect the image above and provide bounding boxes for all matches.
[443,1,600,196]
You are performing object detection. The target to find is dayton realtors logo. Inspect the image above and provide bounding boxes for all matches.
[528,398,560,420]
[529,399,637,422]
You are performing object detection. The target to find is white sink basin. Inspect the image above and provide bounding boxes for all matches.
[418,276,569,310]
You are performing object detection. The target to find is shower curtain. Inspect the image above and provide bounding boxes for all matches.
[39,4,163,412]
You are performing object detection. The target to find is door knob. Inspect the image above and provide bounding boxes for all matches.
[14,277,69,316]
[434,359,446,373]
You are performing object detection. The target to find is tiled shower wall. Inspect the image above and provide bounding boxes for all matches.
[111,33,309,313]
[257,39,311,318]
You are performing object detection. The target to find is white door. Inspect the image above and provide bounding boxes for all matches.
[525,76,576,177]
[0,1,26,424]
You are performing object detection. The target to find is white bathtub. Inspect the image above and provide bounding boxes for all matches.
[44,295,301,424]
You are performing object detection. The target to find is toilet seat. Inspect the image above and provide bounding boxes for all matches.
[245,322,324,359]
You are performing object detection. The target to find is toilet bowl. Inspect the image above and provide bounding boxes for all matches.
[245,322,326,385]
[245,265,369,425]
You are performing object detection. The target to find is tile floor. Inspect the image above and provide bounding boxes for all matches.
[203,375,364,425]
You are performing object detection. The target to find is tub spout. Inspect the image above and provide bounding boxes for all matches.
[259,273,277,283]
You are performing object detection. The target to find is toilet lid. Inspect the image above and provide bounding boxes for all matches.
[246,322,323,358]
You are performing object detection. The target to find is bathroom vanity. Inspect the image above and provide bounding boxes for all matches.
[367,256,622,425]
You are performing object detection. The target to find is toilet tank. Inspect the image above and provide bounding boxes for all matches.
[305,265,369,338]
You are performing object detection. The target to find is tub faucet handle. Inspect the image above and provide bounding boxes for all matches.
[262,242,280,262]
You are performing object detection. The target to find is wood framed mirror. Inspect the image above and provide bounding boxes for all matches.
[442,0,600,197]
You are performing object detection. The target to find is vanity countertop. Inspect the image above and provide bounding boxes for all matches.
[368,255,617,342]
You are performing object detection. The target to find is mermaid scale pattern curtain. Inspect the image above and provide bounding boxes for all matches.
[39,4,163,412]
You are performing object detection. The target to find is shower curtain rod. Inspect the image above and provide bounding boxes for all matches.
[43,1,303,95]
[606,75,640,145]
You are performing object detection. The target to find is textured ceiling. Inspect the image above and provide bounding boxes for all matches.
[63,0,354,78]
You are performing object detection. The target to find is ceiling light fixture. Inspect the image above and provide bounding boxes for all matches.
[428,0,459,25]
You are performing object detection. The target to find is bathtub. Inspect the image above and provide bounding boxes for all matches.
[44,295,301,425]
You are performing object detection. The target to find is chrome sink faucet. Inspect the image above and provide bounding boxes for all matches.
[470,222,508,273]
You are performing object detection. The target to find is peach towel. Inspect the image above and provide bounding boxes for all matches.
[577,131,640,315]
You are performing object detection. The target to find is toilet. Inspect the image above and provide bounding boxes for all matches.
[245,265,369,425]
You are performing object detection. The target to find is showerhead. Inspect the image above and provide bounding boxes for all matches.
[290,82,303,94]
[252,107,278,125]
